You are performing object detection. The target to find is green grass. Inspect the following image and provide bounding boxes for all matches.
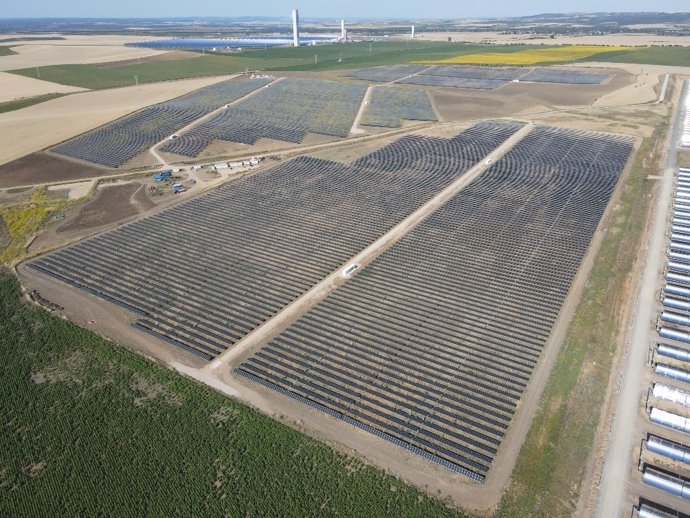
[0,46,16,57]
[7,42,539,90]
[0,94,66,114]
[588,46,690,67]
[496,129,658,516]
[0,269,466,517]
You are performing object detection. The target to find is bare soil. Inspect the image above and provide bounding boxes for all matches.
[0,71,85,103]
[433,71,632,121]
[162,133,342,165]
[0,42,165,72]
[58,182,148,233]
[0,152,108,188]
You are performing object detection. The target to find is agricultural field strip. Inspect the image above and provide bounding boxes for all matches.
[161,78,367,158]
[237,126,634,481]
[51,77,271,168]
[346,65,609,90]
[361,86,437,128]
[27,121,521,361]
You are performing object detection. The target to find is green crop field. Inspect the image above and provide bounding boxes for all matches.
[0,93,65,114]
[587,46,690,67]
[7,42,538,90]
[0,269,465,518]
[0,46,16,56]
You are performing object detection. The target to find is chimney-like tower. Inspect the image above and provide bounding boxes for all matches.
[341,19,345,40]
[411,25,415,39]
[292,9,300,47]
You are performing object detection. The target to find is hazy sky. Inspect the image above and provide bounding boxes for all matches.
[2,1,689,19]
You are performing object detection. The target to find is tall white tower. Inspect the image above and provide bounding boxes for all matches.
[411,25,415,39]
[292,9,300,47]
[341,19,345,40]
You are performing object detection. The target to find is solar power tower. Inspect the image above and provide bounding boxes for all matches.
[292,9,300,47]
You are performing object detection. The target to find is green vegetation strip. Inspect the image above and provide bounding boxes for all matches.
[0,270,465,517]
[0,94,66,114]
[7,42,541,90]
[496,132,656,517]
[0,46,16,57]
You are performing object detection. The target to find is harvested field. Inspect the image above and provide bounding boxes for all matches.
[27,121,521,361]
[237,126,634,482]
[58,182,151,233]
[0,43,165,72]
[0,34,163,46]
[0,71,84,103]
[0,75,235,166]
[0,153,108,189]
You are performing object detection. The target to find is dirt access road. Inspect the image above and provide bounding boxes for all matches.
[595,80,686,518]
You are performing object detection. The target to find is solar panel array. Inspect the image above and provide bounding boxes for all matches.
[423,65,525,81]
[237,126,634,481]
[361,87,437,128]
[161,78,367,157]
[398,75,506,90]
[347,65,609,91]
[345,65,430,83]
[28,121,522,361]
[520,68,610,84]
[51,78,271,168]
